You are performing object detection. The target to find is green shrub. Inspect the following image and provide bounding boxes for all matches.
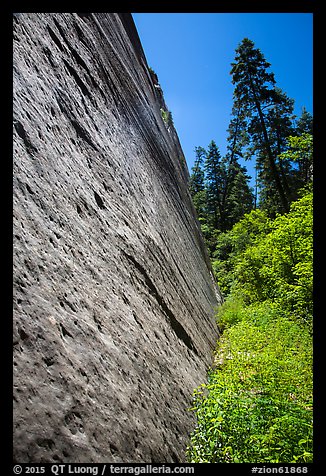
[212,209,272,295]
[213,190,313,327]
[187,191,313,463]
[187,303,313,463]
[215,295,246,331]
[234,191,313,327]
[160,108,173,127]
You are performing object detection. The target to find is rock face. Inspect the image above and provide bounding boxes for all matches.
[13,13,222,463]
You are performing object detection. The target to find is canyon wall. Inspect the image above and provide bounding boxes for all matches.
[13,13,222,463]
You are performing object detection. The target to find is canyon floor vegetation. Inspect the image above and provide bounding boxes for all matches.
[187,38,313,463]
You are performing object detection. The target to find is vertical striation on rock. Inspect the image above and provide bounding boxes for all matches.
[13,13,222,463]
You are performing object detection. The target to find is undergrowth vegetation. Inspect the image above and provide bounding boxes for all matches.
[187,190,313,463]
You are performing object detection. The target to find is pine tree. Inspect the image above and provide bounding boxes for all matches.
[189,146,206,196]
[225,161,254,227]
[230,38,292,214]
[191,137,253,235]
[256,88,296,213]
[295,107,313,135]
[204,141,225,231]
[189,147,208,221]
[222,105,254,227]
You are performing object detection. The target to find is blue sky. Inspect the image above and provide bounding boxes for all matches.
[132,13,313,185]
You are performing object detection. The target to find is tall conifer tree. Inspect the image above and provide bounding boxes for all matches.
[189,147,208,221]
[230,38,294,214]
[204,141,225,230]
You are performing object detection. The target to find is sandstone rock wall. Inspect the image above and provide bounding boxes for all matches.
[13,13,222,463]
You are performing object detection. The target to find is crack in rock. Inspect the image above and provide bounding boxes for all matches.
[122,250,198,356]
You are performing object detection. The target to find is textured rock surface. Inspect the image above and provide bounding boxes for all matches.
[13,13,222,463]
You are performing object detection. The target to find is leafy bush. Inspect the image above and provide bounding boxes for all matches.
[234,191,313,326]
[187,190,313,463]
[212,209,272,295]
[187,303,313,463]
[160,108,173,127]
[212,190,313,327]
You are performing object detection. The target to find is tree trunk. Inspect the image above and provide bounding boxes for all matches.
[248,75,289,212]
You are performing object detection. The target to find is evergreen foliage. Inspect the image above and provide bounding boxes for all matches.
[230,38,298,214]
[187,37,313,464]
[189,140,254,256]
[187,190,313,463]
